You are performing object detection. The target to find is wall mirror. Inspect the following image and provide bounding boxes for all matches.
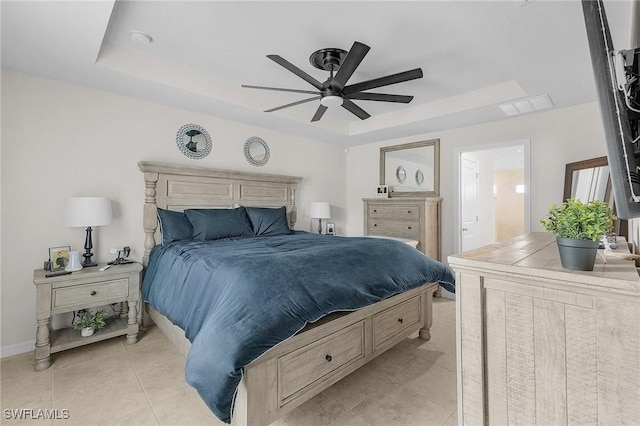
[176,124,212,160]
[380,139,440,197]
[563,156,627,238]
[244,136,270,167]
[563,156,611,203]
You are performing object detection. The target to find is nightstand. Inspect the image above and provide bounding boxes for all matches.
[32,263,142,371]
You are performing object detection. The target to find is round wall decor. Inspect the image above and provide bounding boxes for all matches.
[396,165,407,183]
[176,124,212,160]
[244,136,270,167]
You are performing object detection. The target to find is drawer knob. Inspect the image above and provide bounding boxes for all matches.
[407,210,412,214]
[325,355,332,362]
[407,226,412,230]
[90,291,97,296]
[373,209,377,213]
[398,318,404,324]
[374,224,378,227]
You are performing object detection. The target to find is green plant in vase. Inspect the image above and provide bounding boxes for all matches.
[540,199,616,271]
[73,309,107,337]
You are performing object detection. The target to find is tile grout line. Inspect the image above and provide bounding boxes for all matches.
[123,342,162,426]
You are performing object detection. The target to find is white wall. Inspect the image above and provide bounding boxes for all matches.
[346,102,607,262]
[0,71,346,355]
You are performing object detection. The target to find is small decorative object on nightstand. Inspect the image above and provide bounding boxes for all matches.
[326,222,336,235]
[32,262,142,371]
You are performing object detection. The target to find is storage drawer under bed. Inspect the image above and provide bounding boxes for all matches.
[278,320,365,406]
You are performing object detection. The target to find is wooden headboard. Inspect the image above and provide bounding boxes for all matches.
[138,161,303,266]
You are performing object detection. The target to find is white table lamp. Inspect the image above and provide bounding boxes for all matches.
[310,202,331,234]
[64,197,113,267]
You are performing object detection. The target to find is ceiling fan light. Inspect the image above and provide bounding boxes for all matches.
[320,95,343,108]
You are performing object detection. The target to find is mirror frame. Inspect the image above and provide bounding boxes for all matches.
[563,156,611,202]
[380,139,440,197]
[563,156,627,239]
[244,136,270,167]
[176,123,212,160]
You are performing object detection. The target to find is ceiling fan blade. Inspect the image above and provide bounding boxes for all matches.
[242,85,320,95]
[264,96,321,113]
[345,92,414,103]
[311,105,328,122]
[330,41,370,91]
[341,99,370,120]
[343,68,423,95]
[267,55,325,91]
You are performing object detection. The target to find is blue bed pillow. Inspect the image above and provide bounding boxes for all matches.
[157,208,194,245]
[245,206,292,236]
[185,207,254,241]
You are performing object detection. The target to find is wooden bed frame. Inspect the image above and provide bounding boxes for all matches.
[138,161,438,425]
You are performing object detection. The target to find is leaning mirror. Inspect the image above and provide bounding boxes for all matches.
[244,136,270,167]
[563,156,611,203]
[380,139,440,197]
[176,124,212,160]
[563,155,628,239]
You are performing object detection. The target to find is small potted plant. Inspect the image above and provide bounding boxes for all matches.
[540,198,616,271]
[72,309,107,337]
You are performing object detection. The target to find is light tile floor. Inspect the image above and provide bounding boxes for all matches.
[1,298,457,426]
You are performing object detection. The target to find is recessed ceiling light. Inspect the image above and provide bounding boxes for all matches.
[129,30,152,45]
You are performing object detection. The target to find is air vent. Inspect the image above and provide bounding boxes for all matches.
[498,94,554,116]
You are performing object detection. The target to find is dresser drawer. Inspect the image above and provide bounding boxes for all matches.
[52,279,129,311]
[373,296,421,351]
[279,321,365,405]
[368,220,421,240]
[368,204,420,221]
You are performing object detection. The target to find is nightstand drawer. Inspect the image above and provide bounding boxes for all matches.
[52,279,129,310]
[373,296,421,351]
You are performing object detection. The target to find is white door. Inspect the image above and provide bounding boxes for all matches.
[461,156,480,251]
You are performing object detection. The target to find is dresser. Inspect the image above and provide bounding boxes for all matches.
[363,197,441,261]
[33,263,142,371]
[448,232,640,425]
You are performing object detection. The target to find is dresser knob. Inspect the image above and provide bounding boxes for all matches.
[325,355,332,362]
[407,210,412,214]
[374,224,378,227]
[373,209,377,213]
[398,318,404,324]
[407,226,412,230]
[90,291,97,296]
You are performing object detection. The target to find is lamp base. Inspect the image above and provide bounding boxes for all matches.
[82,261,98,268]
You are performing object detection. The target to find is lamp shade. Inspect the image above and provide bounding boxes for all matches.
[64,197,113,227]
[310,202,331,219]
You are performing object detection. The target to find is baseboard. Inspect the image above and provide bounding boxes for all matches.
[1,340,34,358]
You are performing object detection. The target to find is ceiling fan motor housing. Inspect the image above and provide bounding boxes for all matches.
[310,48,348,71]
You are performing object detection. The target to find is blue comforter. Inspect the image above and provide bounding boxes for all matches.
[142,232,455,423]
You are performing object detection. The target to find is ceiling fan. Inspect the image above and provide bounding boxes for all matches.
[242,41,423,122]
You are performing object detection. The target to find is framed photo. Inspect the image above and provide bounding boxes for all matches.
[326,222,336,235]
[49,246,71,271]
[376,185,389,198]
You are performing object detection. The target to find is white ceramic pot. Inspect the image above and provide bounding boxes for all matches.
[81,327,94,337]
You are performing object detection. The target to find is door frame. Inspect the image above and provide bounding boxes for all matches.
[453,139,531,254]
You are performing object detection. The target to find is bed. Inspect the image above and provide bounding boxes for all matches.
[138,161,455,425]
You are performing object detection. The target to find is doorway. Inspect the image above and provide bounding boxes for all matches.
[455,140,531,253]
